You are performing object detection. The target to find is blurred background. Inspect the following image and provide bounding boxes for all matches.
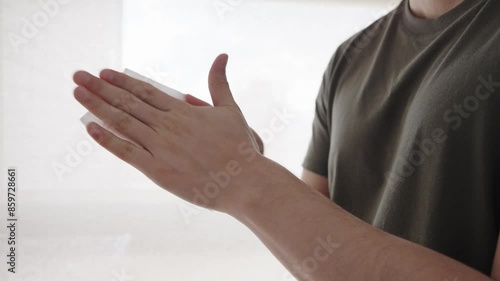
[1,0,396,280]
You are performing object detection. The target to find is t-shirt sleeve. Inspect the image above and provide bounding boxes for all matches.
[302,52,338,178]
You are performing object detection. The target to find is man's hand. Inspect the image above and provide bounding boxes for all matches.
[73,54,264,212]
[73,54,496,281]
[184,93,264,154]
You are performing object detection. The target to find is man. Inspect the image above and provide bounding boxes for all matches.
[72,0,500,280]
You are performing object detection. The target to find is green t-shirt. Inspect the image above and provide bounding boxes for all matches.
[302,0,500,274]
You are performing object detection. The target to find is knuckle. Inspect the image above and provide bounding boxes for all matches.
[211,75,228,87]
[90,77,103,92]
[115,113,133,131]
[153,164,174,177]
[112,92,137,112]
[150,109,160,119]
[218,77,228,86]
[107,70,122,85]
[164,121,179,134]
[105,72,116,83]
[160,117,183,135]
[142,82,157,93]
[179,102,194,116]
[132,83,155,104]
[117,144,134,160]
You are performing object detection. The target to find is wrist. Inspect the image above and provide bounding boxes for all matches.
[224,155,295,221]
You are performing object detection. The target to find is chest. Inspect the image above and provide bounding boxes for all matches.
[329,45,500,164]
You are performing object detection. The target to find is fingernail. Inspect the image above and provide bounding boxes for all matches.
[222,53,229,68]
[75,71,91,83]
[88,124,102,141]
[74,87,90,101]
[100,69,113,81]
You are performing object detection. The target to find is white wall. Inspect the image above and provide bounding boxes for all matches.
[122,0,396,176]
[0,1,393,281]
[1,1,123,280]
[1,0,123,190]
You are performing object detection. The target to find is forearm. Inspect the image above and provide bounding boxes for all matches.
[73,57,493,281]
[229,156,492,281]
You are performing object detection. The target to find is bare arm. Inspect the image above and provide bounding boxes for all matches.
[233,157,496,281]
[491,236,500,280]
[301,169,329,199]
[73,54,499,281]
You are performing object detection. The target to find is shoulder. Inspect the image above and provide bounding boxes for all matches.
[321,3,404,87]
[335,2,404,66]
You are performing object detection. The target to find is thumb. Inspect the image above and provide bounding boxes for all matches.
[185,94,212,106]
[208,54,236,107]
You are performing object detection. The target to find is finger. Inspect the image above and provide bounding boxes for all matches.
[86,122,154,169]
[99,69,182,111]
[73,71,160,126]
[185,94,212,106]
[74,86,158,149]
[208,53,237,108]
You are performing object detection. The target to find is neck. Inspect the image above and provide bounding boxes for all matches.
[409,0,465,19]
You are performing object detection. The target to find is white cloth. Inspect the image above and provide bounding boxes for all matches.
[80,68,185,145]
